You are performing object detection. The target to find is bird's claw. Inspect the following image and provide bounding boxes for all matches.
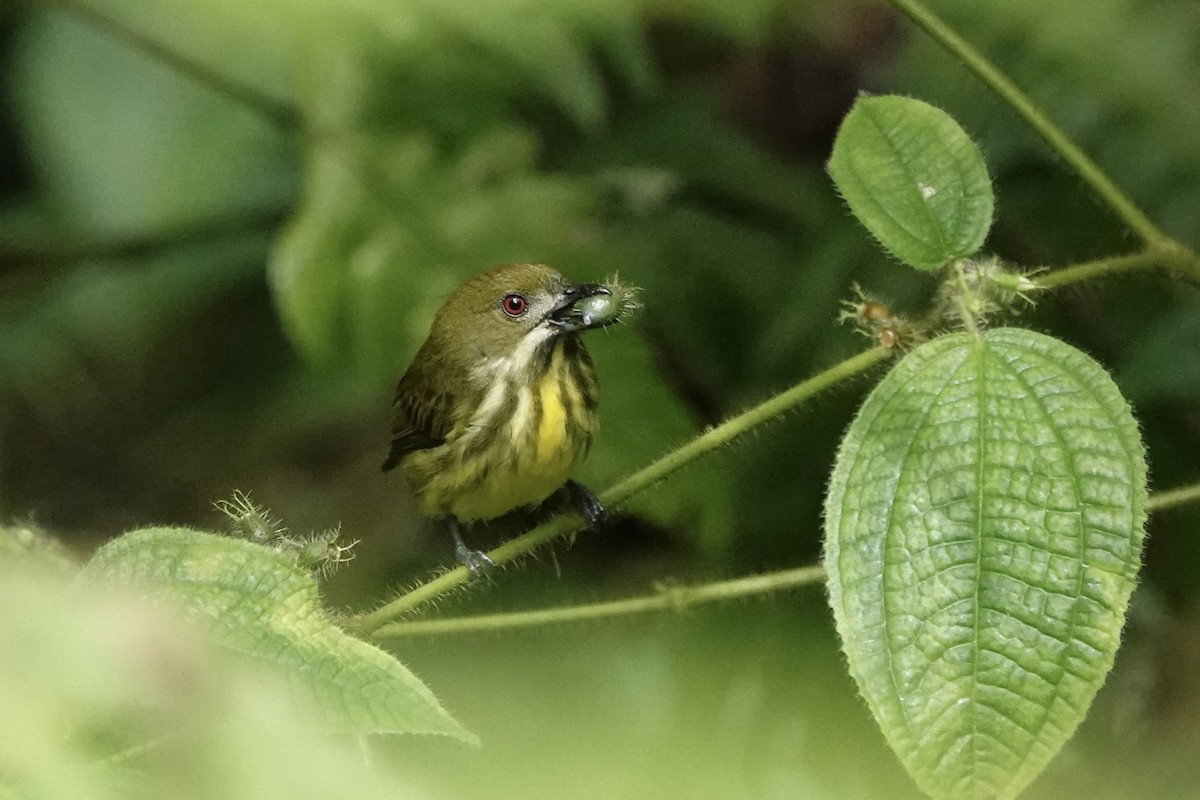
[455,542,496,580]
[446,518,495,580]
[566,479,607,527]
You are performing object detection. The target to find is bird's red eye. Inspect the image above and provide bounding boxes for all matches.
[501,293,528,317]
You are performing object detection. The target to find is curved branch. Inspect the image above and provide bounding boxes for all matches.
[885,0,1167,246]
[366,477,1199,639]
[370,565,826,638]
[1034,245,1200,290]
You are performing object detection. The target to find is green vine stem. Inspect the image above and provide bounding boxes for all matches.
[370,565,827,639]
[350,345,892,634]
[950,260,983,338]
[1146,480,1200,513]
[368,478,1198,639]
[885,0,1168,247]
[1035,244,1200,289]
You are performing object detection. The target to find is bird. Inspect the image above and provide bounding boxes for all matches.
[382,263,632,573]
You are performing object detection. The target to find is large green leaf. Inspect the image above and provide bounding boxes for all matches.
[824,329,1148,799]
[828,95,994,270]
[83,527,474,742]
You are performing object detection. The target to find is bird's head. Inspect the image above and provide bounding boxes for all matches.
[429,263,623,364]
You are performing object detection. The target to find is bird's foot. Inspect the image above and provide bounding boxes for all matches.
[454,541,496,579]
[447,518,495,580]
[565,479,607,527]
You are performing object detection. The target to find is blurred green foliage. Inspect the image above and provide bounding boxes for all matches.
[0,555,437,800]
[84,526,474,740]
[1,0,1199,796]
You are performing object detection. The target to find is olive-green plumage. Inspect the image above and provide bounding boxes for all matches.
[383,264,619,525]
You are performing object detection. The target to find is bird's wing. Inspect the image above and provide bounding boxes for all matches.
[381,364,455,472]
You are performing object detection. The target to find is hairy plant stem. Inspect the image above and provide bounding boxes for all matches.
[371,565,826,638]
[950,261,982,338]
[352,346,891,634]
[367,476,1195,638]
[1146,480,1200,513]
[1035,244,1200,289]
[885,0,1167,246]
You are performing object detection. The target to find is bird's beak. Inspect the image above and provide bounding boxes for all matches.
[547,283,614,333]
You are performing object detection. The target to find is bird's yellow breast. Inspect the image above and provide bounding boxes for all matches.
[534,357,570,462]
[402,340,597,521]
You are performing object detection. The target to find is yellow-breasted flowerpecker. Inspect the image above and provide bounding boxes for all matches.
[382,263,634,572]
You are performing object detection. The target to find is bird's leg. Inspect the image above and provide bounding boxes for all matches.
[445,517,495,578]
[563,479,606,527]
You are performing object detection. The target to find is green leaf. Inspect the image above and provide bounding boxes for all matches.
[83,527,475,742]
[828,95,994,270]
[419,3,607,128]
[824,328,1148,800]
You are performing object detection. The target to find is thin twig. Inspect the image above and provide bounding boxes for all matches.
[368,477,1200,639]
[370,566,827,638]
[885,0,1167,246]
[1033,245,1200,289]
[1146,480,1200,514]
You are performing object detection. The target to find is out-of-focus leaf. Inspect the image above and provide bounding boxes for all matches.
[828,95,994,270]
[270,125,598,381]
[8,10,294,235]
[570,93,831,230]
[0,238,265,431]
[0,522,75,572]
[648,0,795,42]
[422,5,606,127]
[83,527,475,741]
[0,565,434,800]
[566,91,874,386]
[825,329,1148,799]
